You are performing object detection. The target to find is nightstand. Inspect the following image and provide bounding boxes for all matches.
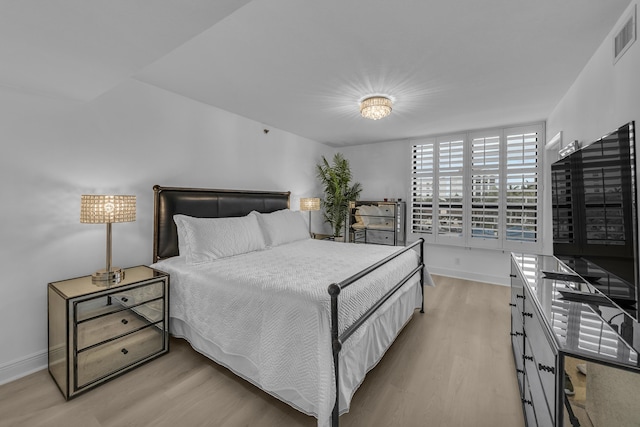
[312,233,333,240]
[48,265,169,399]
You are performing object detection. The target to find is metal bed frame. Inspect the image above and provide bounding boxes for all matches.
[328,239,424,426]
[152,185,425,427]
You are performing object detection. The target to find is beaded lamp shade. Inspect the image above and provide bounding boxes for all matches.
[299,197,320,211]
[80,195,136,224]
[80,194,136,284]
[300,197,320,235]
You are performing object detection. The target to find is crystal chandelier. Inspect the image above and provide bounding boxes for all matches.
[360,96,392,120]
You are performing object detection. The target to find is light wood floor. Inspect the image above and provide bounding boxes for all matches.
[0,275,524,427]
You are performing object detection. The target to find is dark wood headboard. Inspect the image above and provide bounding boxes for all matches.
[152,185,291,262]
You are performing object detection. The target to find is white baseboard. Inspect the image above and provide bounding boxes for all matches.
[427,265,509,287]
[0,350,48,386]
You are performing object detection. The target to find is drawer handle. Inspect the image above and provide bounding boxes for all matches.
[510,331,524,337]
[121,348,129,355]
[516,295,525,299]
[509,303,516,307]
[509,274,517,278]
[121,319,128,325]
[539,363,555,374]
[516,369,525,375]
[522,312,533,318]
[523,355,533,362]
[522,399,532,406]
[121,297,129,303]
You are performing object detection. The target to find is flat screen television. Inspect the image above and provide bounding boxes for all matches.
[551,121,637,316]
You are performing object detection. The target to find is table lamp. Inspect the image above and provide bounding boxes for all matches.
[80,195,136,284]
[300,197,320,235]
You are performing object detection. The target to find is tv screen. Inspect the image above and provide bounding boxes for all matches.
[551,122,637,312]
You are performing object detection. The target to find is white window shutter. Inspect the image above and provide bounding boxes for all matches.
[437,137,465,242]
[411,141,435,237]
[410,123,543,252]
[504,126,542,251]
[470,133,501,248]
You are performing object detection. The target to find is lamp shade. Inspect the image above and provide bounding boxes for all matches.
[80,195,136,224]
[300,197,320,211]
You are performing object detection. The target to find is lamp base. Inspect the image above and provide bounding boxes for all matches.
[91,268,125,285]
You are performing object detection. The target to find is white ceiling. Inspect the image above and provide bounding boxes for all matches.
[0,0,251,101]
[2,0,631,146]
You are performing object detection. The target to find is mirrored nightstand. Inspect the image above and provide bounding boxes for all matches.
[48,265,169,399]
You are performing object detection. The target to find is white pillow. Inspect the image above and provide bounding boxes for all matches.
[250,209,310,246]
[173,214,266,264]
[174,216,189,256]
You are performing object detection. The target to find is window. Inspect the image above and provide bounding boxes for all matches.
[505,130,539,244]
[437,137,465,239]
[471,134,500,243]
[411,144,434,234]
[411,123,543,251]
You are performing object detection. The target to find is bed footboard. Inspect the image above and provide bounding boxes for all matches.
[328,238,425,426]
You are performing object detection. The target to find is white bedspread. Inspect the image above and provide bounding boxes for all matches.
[151,239,430,426]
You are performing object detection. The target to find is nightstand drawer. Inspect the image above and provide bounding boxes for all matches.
[77,299,163,350]
[366,229,394,245]
[76,325,164,388]
[76,280,164,322]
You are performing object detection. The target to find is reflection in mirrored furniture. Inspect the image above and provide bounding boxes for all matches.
[510,253,640,426]
[348,200,406,246]
[48,265,169,399]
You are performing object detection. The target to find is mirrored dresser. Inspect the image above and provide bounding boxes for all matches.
[48,265,169,399]
[348,200,406,246]
[510,253,640,427]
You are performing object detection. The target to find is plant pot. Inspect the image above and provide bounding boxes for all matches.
[333,235,345,242]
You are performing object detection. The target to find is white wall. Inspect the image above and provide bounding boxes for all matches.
[0,79,333,384]
[545,0,640,266]
[547,2,640,147]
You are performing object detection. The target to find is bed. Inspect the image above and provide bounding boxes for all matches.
[149,185,430,427]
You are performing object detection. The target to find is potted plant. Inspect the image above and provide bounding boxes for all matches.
[316,153,362,240]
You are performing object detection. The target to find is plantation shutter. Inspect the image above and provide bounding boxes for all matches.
[411,141,435,236]
[410,123,542,251]
[470,133,501,247]
[437,136,465,242]
[504,125,541,249]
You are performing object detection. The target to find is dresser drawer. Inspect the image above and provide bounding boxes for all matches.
[523,339,554,426]
[76,280,164,322]
[366,229,394,245]
[77,299,163,350]
[76,326,164,388]
[511,334,525,395]
[352,229,366,243]
[523,289,557,413]
[522,380,537,427]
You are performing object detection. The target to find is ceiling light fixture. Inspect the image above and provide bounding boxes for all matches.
[360,96,392,120]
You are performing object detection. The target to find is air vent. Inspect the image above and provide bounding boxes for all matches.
[614,5,636,63]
